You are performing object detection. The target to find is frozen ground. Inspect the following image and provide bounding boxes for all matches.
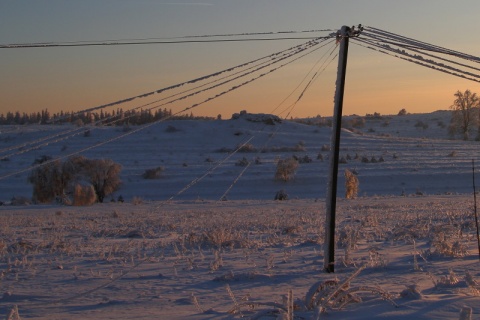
[1,196,479,319]
[1,110,480,319]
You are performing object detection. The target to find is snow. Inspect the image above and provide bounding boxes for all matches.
[1,110,480,319]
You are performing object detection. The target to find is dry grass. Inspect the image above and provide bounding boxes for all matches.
[0,197,477,319]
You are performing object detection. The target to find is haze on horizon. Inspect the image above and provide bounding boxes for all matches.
[1,1,479,119]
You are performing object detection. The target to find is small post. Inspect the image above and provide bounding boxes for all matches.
[472,159,480,261]
[324,25,362,273]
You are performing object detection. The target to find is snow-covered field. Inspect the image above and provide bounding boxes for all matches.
[1,110,480,319]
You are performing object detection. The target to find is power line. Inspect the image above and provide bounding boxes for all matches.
[352,27,480,84]
[352,37,480,83]
[1,29,334,48]
[0,38,329,160]
[0,37,327,180]
[365,26,480,63]
[0,36,334,49]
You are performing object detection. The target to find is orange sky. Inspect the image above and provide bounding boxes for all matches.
[1,1,479,119]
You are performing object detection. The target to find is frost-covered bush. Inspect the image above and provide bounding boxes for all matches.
[73,183,96,206]
[294,154,313,164]
[165,125,178,133]
[142,166,165,179]
[414,120,429,130]
[29,156,63,203]
[274,189,288,200]
[237,143,256,153]
[345,169,359,199]
[275,158,299,182]
[29,155,121,204]
[235,157,250,167]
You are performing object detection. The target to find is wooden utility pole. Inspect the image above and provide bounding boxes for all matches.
[324,25,362,273]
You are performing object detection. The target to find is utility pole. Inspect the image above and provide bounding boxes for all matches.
[324,25,362,273]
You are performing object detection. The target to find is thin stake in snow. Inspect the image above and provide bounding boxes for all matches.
[472,159,480,261]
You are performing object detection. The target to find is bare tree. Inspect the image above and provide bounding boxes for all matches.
[85,159,122,203]
[450,89,479,140]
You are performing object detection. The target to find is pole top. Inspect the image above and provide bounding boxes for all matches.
[336,24,364,42]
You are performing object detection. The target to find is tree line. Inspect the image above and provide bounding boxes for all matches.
[0,108,214,126]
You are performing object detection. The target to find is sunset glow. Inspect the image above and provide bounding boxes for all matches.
[1,1,479,119]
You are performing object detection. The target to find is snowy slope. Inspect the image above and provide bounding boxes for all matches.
[0,110,478,202]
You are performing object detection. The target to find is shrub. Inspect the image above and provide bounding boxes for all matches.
[29,157,63,203]
[29,155,121,204]
[300,155,312,163]
[275,158,299,182]
[344,117,365,129]
[73,118,84,127]
[87,159,122,203]
[345,169,359,199]
[293,143,306,152]
[132,196,143,205]
[237,143,256,153]
[165,125,178,133]
[11,196,31,206]
[274,189,288,200]
[142,166,165,179]
[235,157,250,167]
[414,120,429,130]
[73,183,96,206]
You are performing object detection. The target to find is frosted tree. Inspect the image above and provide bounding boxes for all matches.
[450,89,479,140]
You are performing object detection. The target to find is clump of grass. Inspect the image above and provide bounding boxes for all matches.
[131,196,143,205]
[305,265,397,313]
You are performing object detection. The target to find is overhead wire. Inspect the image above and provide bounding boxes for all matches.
[352,37,480,83]
[360,30,480,73]
[217,41,339,200]
[364,26,480,63]
[0,36,333,182]
[0,37,332,161]
[2,29,333,46]
[0,31,334,49]
[0,38,312,155]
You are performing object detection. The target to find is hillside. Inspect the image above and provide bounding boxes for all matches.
[0,110,477,203]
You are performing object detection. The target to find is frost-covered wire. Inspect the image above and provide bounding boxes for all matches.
[164,136,255,202]
[352,37,480,83]
[0,38,328,161]
[0,38,329,180]
[1,30,334,49]
[364,26,480,63]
